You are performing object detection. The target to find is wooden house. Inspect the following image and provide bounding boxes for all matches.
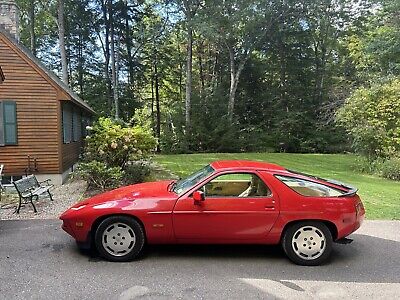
[0,66,4,83]
[0,1,94,185]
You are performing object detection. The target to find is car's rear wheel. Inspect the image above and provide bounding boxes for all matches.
[94,216,145,262]
[282,221,332,266]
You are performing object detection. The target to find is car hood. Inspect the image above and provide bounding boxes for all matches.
[76,180,176,207]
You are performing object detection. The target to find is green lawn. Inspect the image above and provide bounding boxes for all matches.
[154,153,400,220]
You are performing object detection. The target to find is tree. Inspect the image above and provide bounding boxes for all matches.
[199,0,281,122]
[178,0,200,135]
[14,0,385,155]
[57,0,68,84]
[28,0,36,54]
[336,79,400,159]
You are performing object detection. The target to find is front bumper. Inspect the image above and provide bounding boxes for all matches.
[60,218,91,243]
[61,220,76,238]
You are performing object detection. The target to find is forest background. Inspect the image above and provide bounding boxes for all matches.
[16,0,399,161]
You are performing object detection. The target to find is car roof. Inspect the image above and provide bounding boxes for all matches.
[210,160,286,172]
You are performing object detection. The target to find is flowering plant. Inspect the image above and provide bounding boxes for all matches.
[83,117,157,169]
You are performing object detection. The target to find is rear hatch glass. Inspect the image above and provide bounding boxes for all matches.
[276,170,358,197]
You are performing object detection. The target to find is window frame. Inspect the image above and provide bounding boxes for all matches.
[199,171,273,199]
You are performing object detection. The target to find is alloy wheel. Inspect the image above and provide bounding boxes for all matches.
[101,222,136,257]
[291,225,326,260]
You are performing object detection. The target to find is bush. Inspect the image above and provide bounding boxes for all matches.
[352,156,382,174]
[124,161,152,184]
[379,158,400,181]
[336,79,400,159]
[84,117,157,169]
[76,161,124,190]
[353,156,400,181]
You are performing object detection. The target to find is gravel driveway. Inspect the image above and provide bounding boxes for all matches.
[0,179,87,220]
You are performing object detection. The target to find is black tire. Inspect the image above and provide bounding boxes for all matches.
[94,215,145,262]
[282,221,332,266]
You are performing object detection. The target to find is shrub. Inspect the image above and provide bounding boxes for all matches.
[84,117,157,169]
[353,156,400,181]
[353,156,379,174]
[379,158,400,181]
[76,161,124,190]
[124,161,152,184]
[336,79,400,159]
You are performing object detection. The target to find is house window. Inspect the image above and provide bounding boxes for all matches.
[72,108,77,142]
[0,101,18,146]
[62,103,72,144]
[77,111,82,140]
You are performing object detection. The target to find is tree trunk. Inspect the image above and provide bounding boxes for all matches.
[154,54,161,153]
[198,40,205,99]
[227,46,246,123]
[57,0,68,84]
[29,0,36,55]
[182,0,197,136]
[78,30,84,95]
[317,45,327,103]
[114,38,120,119]
[185,23,193,135]
[151,76,155,133]
[109,0,119,119]
[124,0,134,85]
[101,0,112,109]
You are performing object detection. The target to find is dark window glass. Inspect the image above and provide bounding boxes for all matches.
[72,108,78,142]
[62,103,72,144]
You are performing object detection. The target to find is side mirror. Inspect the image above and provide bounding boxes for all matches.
[193,190,205,203]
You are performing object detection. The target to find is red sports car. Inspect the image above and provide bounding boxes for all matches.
[60,160,365,266]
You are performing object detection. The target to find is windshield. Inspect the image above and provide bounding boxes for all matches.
[173,165,215,194]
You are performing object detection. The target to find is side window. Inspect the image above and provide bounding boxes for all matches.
[204,173,271,198]
[76,112,82,140]
[62,103,72,144]
[72,108,80,142]
[275,175,345,197]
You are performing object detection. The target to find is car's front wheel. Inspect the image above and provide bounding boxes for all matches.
[94,216,145,262]
[282,221,333,266]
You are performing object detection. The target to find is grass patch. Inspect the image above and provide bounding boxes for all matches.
[154,153,400,220]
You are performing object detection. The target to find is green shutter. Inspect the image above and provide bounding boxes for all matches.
[3,101,17,145]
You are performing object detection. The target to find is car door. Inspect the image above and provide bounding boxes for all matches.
[172,171,279,241]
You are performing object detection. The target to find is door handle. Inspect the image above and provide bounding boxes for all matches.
[265,200,276,210]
